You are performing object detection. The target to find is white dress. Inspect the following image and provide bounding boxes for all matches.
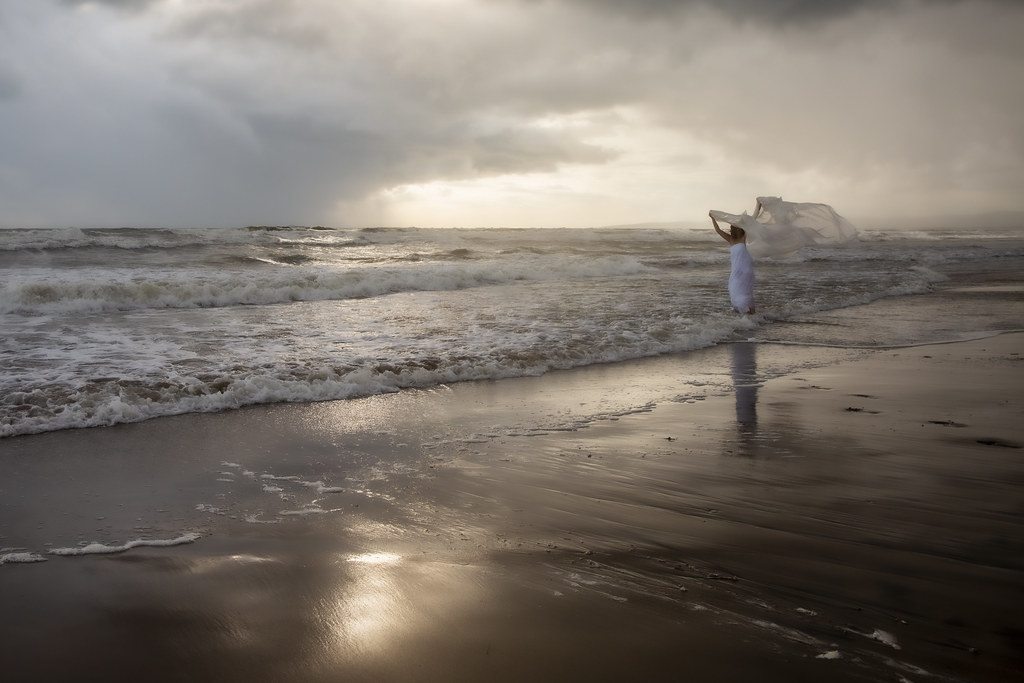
[729,243,755,313]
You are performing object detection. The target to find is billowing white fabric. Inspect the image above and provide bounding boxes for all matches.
[728,243,755,313]
[710,196,858,259]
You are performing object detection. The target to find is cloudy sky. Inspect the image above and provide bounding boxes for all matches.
[2,0,1022,229]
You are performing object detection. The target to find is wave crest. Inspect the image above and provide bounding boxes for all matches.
[1,255,653,315]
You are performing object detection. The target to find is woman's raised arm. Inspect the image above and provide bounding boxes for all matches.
[710,212,731,242]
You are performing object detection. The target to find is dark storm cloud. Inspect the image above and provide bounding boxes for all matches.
[538,0,1008,24]
[135,106,613,224]
[558,0,890,23]
[0,0,622,226]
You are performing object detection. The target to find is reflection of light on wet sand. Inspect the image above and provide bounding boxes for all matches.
[346,552,402,565]
[335,564,403,651]
[188,553,281,573]
[325,550,486,664]
[336,552,406,649]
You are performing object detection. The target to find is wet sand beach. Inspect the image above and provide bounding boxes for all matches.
[2,320,1023,681]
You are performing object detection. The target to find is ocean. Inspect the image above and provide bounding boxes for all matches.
[3,224,1023,438]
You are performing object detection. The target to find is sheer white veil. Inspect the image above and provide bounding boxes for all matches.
[710,196,858,259]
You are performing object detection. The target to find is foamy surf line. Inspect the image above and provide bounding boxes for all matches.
[0,551,48,565]
[0,311,755,438]
[1,534,202,564]
[0,261,951,440]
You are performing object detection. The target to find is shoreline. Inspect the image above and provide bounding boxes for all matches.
[1,327,1023,681]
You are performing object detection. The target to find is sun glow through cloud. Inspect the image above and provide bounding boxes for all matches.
[368,110,787,228]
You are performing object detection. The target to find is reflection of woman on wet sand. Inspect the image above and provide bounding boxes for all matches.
[730,342,760,456]
[731,342,758,428]
[710,208,757,315]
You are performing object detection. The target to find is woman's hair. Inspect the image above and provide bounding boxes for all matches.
[730,225,745,239]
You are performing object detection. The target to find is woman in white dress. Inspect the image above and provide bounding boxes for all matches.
[710,209,756,315]
[707,196,858,313]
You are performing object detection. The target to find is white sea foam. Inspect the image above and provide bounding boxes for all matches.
[0,551,48,564]
[304,481,346,494]
[48,533,202,556]
[244,514,280,524]
[868,629,901,650]
[280,507,330,516]
[751,619,825,647]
